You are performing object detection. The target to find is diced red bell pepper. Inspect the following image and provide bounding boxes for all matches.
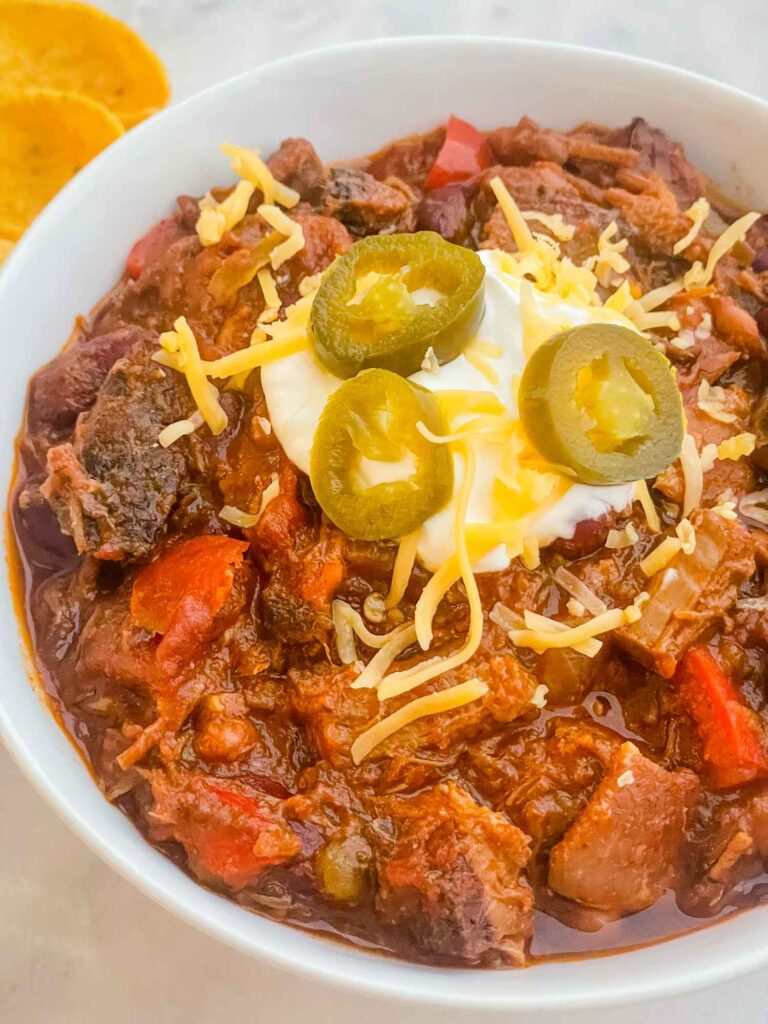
[131,535,248,677]
[425,115,493,190]
[675,647,768,789]
[153,775,300,890]
[299,557,344,609]
[125,216,179,279]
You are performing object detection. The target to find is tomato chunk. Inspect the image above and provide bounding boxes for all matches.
[675,647,768,789]
[425,115,492,190]
[149,773,300,890]
[125,216,179,279]
[131,535,248,676]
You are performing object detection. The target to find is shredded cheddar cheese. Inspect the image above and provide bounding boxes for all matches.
[221,142,300,209]
[510,595,647,653]
[377,443,483,701]
[640,521,694,576]
[530,684,549,708]
[634,480,661,533]
[519,610,602,657]
[603,279,633,313]
[385,531,420,609]
[350,677,489,765]
[196,180,255,246]
[584,222,630,288]
[257,265,280,310]
[157,317,228,434]
[625,279,683,333]
[684,211,761,290]
[676,517,696,555]
[489,175,535,253]
[521,536,541,570]
[673,197,711,255]
[566,598,586,618]
[716,432,756,462]
[350,623,417,691]
[257,203,305,269]
[640,536,683,576]
[218,473,280,529]
[332,600,411,657]
[204,334,310,380]
[680,433,703,515]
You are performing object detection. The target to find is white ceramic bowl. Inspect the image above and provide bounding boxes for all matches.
[2,37,768,1019]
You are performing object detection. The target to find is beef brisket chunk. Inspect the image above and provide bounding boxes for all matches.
[41,342,190,560]
[28,326,154,436]
[322,167,418,235]
[548,742,699,914]
[267,137,329,205]
[372,782,533,965]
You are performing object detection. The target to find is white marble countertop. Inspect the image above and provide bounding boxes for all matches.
[2,2,767,1020]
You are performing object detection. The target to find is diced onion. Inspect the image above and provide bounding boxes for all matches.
[554,565,608,615]
[740,490,768,527]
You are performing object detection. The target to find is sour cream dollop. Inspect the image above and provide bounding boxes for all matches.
[261,249,635,572]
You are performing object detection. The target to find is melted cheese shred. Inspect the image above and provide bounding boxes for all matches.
[640,518,696,576]
[585,222,630,287]
[680,433,704,515]
[350,678,489,765]
[684,211,761,290]
[203,334,310,379]
[257,204,305,269]
[640,536,683,577]
[156,284,319,442]
[377,442,483,701]
[158,317,227,434]
[625,279,683,333]
[157,410,204,448]
[634,480,661,533]
[385,530,420,609]
[350,623,418,690]
[518,610,602,657]
[673,197,711,255]
[510,594,647,654]
[489,175,535,252]
[257,266,280,310]
[332,600,413,659]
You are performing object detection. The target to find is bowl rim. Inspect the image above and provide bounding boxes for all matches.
[2,34,768,1012]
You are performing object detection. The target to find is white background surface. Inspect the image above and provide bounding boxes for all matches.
[2,2,767,1021]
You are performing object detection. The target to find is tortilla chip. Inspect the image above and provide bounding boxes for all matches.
[0,238,14,266]
[0,89,124,235]
[0,0,170,128]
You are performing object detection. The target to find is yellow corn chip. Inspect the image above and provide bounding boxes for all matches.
[0,88,124,235]
[0,0,170,127]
